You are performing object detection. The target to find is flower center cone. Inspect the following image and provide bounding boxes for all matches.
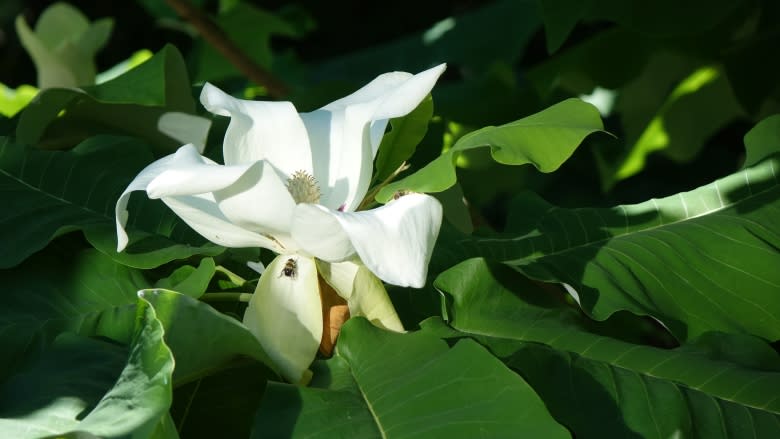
[318,274,349,356]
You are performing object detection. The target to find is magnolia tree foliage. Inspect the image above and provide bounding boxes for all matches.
[0,1,779,438]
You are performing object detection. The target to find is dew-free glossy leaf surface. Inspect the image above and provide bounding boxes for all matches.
[0,136,222,269]
[454,153,780,341]
[433,258,780,438]
[377,98,603,201]
[0,294,175,439]
[253,318,569,438]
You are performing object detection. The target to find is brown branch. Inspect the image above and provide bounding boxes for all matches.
[165,0,289,98]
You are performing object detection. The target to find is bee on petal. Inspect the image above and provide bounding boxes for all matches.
[280,258,297,279]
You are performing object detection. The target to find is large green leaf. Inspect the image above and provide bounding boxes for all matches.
[432,258,780,438]
[376,98,603,202]
[16,44,203,152]
[139,289,277,384]
[0,247,144,380]
[0,293,175,439]
[0,135,222,269]
[253,317,569,438]
[0,245,275,386]
[455,149,780,342]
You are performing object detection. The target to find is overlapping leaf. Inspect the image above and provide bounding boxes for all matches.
[431,258,780,438]
[377,98,603,202]
[0,292,175,439]
[16,44,203,152]
[451,146,780,341]
[0,135,222,269]
[253,318,569,438]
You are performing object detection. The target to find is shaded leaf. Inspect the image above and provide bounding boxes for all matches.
[0,294,175,438]
[372,95,433,185]
[16,44,203,152]
[139,289,278,384]
[0,135,222,269]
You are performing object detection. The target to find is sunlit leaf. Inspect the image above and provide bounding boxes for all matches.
[253,317,569,438]
[451,149,780,341]
[377,98,603,202]
[432,258,780,438]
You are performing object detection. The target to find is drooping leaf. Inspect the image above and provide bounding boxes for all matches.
[0,294,175,439]
[253,317,569,438]
[432,258,780,438]
[456,150,780,342]
[376,98,603,202]
[16,44,208,152]
[0,135,222,269]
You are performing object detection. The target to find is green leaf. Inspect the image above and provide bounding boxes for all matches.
[377,98,603,202]
[537,0,591,53]
[139,289,278,384]
[0,292,174,438]
[433,258,780,438]
[16,44,204,152]
[0,135,222,269]
[372,95,433,185]
[744,114,780,168]
[154,258,216,299]
[454,154,780,342]
[190,2,301,83]
[253,317,569,438]
[0,247,145,379]
[605,63,744,187]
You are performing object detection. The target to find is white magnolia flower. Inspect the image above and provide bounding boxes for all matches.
[115,64,446,383]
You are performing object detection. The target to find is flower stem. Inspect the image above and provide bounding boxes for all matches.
[358,161,410,210]
[200,292,253,303]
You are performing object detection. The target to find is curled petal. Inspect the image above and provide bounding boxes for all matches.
[115,144,279,252]
[212,160,297,240]
[303,63,447,211]
[243,255,322,384]
[292,193,443,288]
[161,194,283,251]
[200,83,313,176]
[157,112,212,153]
[318,260,404,332]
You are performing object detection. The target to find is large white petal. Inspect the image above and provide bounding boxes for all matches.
[115,144,281,252]
[317,260,404,332]
[242,255,322,384]
[200,83,313,176]
[161,194,283,251]
[302,64,446,211]
[292,193,443,288]
[157,112,212,153]
[115,144,201,251]
[212,160,297,240]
